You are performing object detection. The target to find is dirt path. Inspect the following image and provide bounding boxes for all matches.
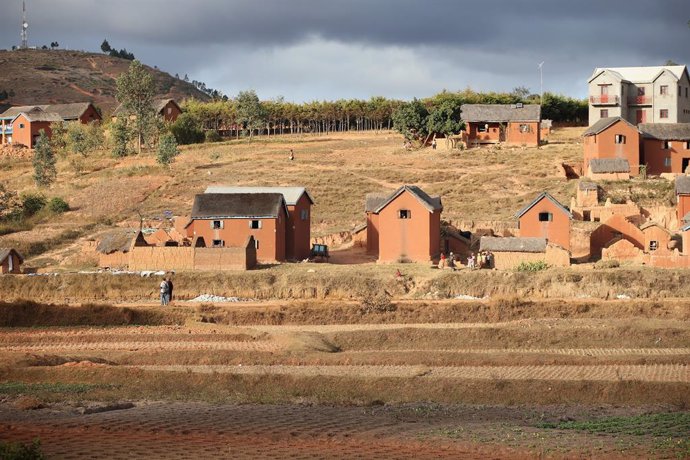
[132,363,690,382]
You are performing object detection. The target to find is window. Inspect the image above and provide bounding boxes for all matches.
[614,134,626,144]
[660,109,669,119]
[679,86,682,96]
[649,240,658,251]
[477,124,488,133]
[665,157,672,167]
[18,123,24,129]
[686,141,690,150]
[519,124,530,133]
[250,220,261,229]
[254,239,260,249]
[686,87,688,98]
[599,85,609,95]
[398,209,411,219]
[212,239,224,248]
[167,107,172,114]
[637,87,645,96]
[300,209,309,220]
[212,220,222,229]
[538,212,553,222]
[663,141,671,150]
[660,85,668,95]
[600,109,609,118]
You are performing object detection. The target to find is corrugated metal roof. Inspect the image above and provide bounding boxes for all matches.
[479,236,547,253]
[589,158,630,174]
[191,193,286,219]
[1,103,96,121]
[583,117,634,136]
[204,186,314,205]
[370,185,442,214]
[461,104,541,122]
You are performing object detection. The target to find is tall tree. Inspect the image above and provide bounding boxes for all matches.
[116,60,155,153]
[33,130,57,187]
[235,90,266,140]
[391,99,429,143]
[100,39,111,53]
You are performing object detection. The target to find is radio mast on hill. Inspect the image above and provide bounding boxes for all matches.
[20,0,28,49]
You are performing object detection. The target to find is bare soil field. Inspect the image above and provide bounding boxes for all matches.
[0,299,688,458]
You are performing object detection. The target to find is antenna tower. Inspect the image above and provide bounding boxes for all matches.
[20,1,28,49]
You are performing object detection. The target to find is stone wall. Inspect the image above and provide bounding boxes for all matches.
[491,244,569,270]
[99,244,256,271]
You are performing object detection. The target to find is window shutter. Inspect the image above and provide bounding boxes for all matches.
[259,220,262,229]
[220,220,224,229]
[210,221,214,229]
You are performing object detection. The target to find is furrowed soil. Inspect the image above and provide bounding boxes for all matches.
[1,299,689,459]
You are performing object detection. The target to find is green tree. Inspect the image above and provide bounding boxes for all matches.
[111,117,131,158]
[116,60,155,153]
[67,122,88,156]
[235,90,266,140]
[101,39,111,53]
[49,121,68,154]
[427,99,464,147]
[0,184,20,218]
[391,98,429,143]
[33,130,57,187]
[157,133,179,166]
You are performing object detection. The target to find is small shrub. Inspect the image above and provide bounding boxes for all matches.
[21,193,46,217]
[0,439,46,460]
[48,197,69,214]
[359,290,395,314]
[594,259,620,269]
[516,260,549,272]
[205,130,222,143]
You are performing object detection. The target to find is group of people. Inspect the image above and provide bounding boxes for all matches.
[467,251,493,270]
[437,251,494,270]
[159,274,174,306]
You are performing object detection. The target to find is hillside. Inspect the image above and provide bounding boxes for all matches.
[0,49,210,113]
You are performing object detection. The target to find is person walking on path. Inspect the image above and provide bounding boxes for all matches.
[289,149,295,161]
[159,277,170,306]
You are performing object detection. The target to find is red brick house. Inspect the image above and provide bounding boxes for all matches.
[204,186,314,261]
[365,185,442,263]
[113,98,182,123]
[582,117,640,176]
[516,192,572,251]
[2,103,102,147]
[185,193,288,263]
[638,123,690,175]
[461,104,541,147]
[0,248,23,274]
[676,175,690,223]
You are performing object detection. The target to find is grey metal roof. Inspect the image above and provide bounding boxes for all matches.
[460,104,541,123]
[638,123,690,141]
[204,186,314,206]
[0,248,24,263]
[583,117,634,136]
[515,192,572,219]
[675,175,690,195]
[13,110,63,123]
[191,193,286,219]
[370,185,442,214]
[589,158,630,174]
[479,236,547,253]
[1,103,97,121]
[578,181,598,191]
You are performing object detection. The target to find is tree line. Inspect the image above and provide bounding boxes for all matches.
[172,88,587,144]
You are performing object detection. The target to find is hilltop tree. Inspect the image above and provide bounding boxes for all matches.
[33,130,57,187]
[101,39,111,53]
[157,133,179,166]
[116,60,155,153]
[235,90,266,140]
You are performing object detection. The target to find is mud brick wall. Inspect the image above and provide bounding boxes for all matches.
[490,245,569,270]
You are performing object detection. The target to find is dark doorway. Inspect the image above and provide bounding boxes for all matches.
[682,158,690,174]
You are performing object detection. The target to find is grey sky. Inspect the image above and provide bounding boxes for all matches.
[1,0,688,101]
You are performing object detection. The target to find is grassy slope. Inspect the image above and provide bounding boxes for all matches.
[0,49,209,112]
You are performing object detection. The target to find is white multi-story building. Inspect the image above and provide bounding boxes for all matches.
[588,65,690,126]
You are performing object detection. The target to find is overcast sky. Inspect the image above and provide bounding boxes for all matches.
[1,0,689,102]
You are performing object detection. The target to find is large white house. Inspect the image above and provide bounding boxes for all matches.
[588,65,690,126]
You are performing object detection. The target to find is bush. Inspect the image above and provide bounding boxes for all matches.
[48,197,69,214]
[594,259,620,269]
[157,133,179,166]
[170,113,204,145]
[205,130,222,143]
[21,193,47,217]
[516,260,549,272]
[0,439,46,460]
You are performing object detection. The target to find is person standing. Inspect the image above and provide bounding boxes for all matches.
[167,275,174,305]
[289,149,295,161]
[159,277,169,306]
[431,138,437,150]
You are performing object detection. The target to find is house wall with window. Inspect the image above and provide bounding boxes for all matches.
[589,214,645,259]
[518,198,571,250]
[376,191,440,263]
[285,193,312,260]
[582,119,640,176]
[11,114,52,148]
[653,73,680,123]
[186,211,286,262]
[643,139,690,175]
[641,224,672,254]
[588,74,625,125]
[466,122,503,144]
[506,121,540,146]
[159,100,182,122]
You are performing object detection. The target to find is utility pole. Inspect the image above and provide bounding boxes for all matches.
[538,61,545,103]
[20,0,28,49]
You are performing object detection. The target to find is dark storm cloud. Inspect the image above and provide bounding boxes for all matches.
[0,0,688,101]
